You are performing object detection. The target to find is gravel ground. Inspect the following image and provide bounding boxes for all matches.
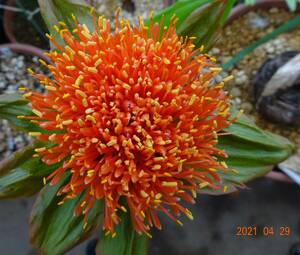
[210,7,300,172]
[0,48,48,162]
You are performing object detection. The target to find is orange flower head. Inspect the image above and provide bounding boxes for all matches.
[24,12,232,235]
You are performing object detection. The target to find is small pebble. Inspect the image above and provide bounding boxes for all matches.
[230,87,242,97]
[0,49,49,161]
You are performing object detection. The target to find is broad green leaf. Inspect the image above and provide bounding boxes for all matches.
[0,143,58,198]
[0,93,62,134]
[145,0,211,31]
[30,175,104,255]
[222,15,300,70]
[38,0,96,48]
[96,210,149,255]
[177,0,236,50]
[203,112,294,194]
[0,93,35,132]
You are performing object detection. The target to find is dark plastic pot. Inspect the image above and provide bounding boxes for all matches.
[228,0,300,183]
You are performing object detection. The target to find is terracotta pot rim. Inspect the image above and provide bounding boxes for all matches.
[3,0,17,43]
[228,0,300,183]
[0,43,48,62]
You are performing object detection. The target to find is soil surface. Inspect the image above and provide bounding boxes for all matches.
[211,7,300,172]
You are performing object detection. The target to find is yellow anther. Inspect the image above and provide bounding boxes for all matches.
[223,75,234,83]
[189,94,197,105]
[75,75,84,87]
[81,30,92,39]
[82,98,88,107]
[162,181,177,187]
[60,95,69,101]
[120,206,127,213]
[163,58,171,65]
[35,147,46,153]
[77,119,85,126]
[91,138,98,143]
[62,119,73,125]
[199,182,209,188]
[29,132,41,137]
[75,89,87,98]
[66,66,76,70]
[152,164,161,171]
[176,220,183,226]
[45,85,57,91]
[87,67,98,74]
[107,140,117,147]
[185,209,194,220]
[140,190,149,198]
[95,59,102,66]
[86,115,96,124]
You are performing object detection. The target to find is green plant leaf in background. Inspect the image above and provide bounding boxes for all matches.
[145,0,211,31]
[201,112,294,195]
[38,0,96,48]
[0,93,36,132]
[177,0,236,50]
[0,93,63,134]
[30,174,104,255]
[0,142,60,198]
[96,209,149,255]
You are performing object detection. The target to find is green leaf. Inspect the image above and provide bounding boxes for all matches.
[204,112,294,194]
[177,0,236,50]
[145,0,211,31]
[30,175,104,255]
[222,15,300,70]
[0,93,35,132]
[0,142,58,198]
[38,0,96,48]
[0,93,62,134]
[96,210,149,255]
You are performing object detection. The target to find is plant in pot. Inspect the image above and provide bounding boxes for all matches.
[0,0,294,255]
[212,0,300,183]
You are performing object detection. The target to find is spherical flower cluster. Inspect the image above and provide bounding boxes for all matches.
[23,12,232,235]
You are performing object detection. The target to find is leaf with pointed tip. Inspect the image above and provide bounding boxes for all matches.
[200,112,294,195]
[0,93,63,134]
[38,0,97,49]
[145,0,211,31]
[177,0,236,50]
[96,211,149,255]
[0,142,59,198]
[30,175,104,255]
